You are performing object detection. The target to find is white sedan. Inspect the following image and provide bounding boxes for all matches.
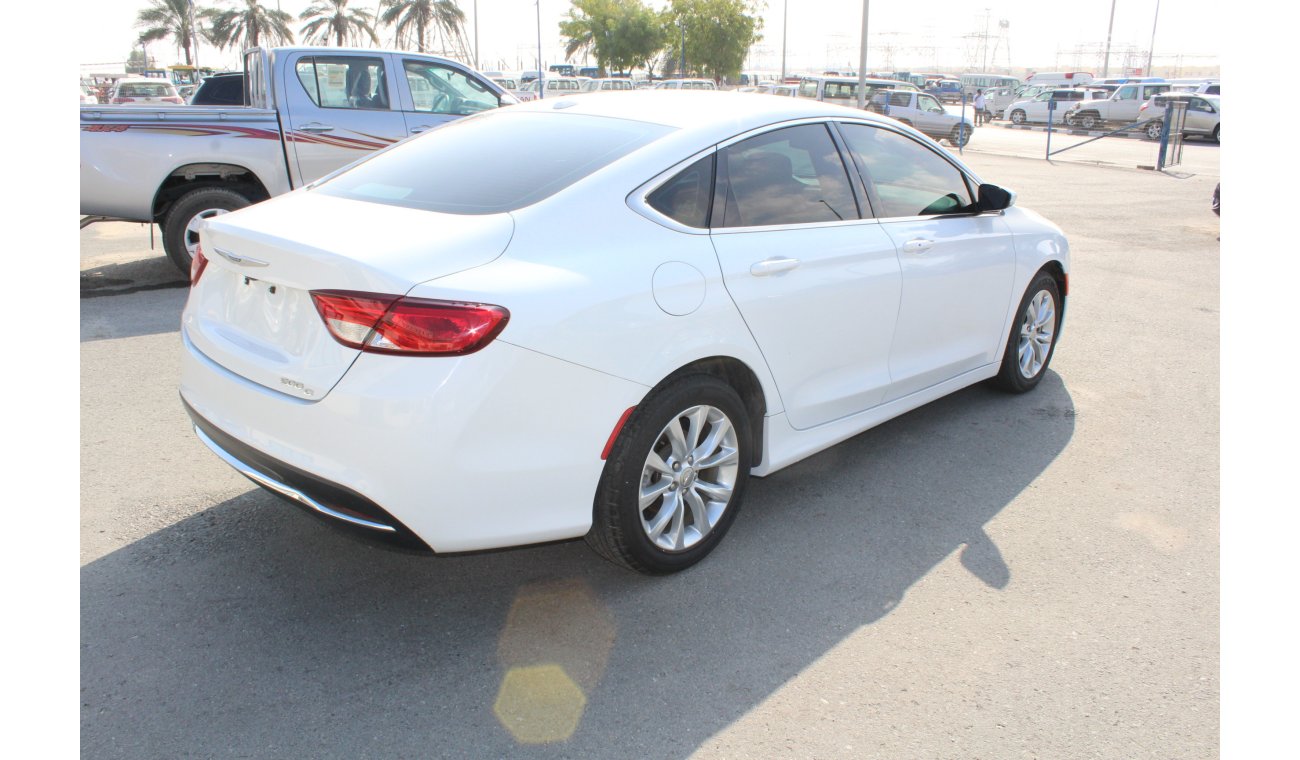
[181,92,1069,574]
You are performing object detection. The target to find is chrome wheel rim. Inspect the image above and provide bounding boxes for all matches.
[1017,290,1057,379]
[639,405,740,552]
[184,208,230,258]
[1147,122,1162,139]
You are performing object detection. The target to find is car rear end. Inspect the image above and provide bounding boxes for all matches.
[112,79,184,106]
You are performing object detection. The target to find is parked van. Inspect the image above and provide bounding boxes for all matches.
[796,75,918,109]
[1023,71,1095,87]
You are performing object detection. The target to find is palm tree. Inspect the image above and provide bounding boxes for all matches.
[136,0,201,66]
[299,0,379,47]
[205,0,295,51]
[380,0,467,55]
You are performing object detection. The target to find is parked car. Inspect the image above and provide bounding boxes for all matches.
[869,89,975,146]
[796,75,918,109]
[1061,80,1173,129]
[580,77,636,93]
[1004,87,1109,125]
[81,46,513,273]
[490,76,518,92]
[515,76,583,101]
[925,79,965,104]
[654,78,717,90]
[189,72,245,106]
[1138,93,1220,142]
[180,91,1068,574]
[108,77,185,106]
[772,84,798,97]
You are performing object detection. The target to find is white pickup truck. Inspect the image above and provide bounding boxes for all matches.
[81,47,515,273]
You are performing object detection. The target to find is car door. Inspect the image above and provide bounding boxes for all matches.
[396,57,504,137]
[914,93,951,136]
[1184,96,1217,134]
[1110,84,1142,121]
[282,52,409,186]
[837,122,1017,401]
[708,122,903,430]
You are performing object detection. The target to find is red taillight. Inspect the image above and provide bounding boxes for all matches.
[310,290,509,356]
[164,96,184,104]
[190,245,209,286]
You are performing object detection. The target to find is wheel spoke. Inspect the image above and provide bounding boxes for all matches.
[664,418,689,461]
[639,478,672,509]
[645,449,674,477]
[683,406,708,455]
[668,496,686,550]
[684,488,712,532]
[697,446,738,470]
[691,414,732,462]
[1019,341,1034,374]
[694,478,732,503]
[645,491,678,540]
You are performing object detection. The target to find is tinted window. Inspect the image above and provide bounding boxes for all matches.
[716,124,857,228]
[647,155,714,228]
[193,75,244,106]
[889,91,911,108]
[296,56,389,110]
[839,123,974,218]
[1116,86,1138,100]
[315,112,672,214]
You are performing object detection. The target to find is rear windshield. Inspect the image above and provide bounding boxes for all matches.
[118,82,175,97]
[314,111,673,214]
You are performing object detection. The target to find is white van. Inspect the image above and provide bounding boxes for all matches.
[1023,71,1095,88]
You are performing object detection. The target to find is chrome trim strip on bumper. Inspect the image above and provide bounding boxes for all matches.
[193,425,397,533]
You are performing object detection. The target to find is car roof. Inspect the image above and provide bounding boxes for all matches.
[504,90,900,134]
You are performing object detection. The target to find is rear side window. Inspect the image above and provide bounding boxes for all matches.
[715,124,858,228]
[296,56,389,110]
[647,155,715,228]
[315,111,672,214]
[840,123,974,218]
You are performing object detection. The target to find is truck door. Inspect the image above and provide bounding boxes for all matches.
[395,57,507,137]
[281,51,409,186]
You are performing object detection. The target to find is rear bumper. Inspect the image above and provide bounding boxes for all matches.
[180,325,649,553]
[184,397,432,551]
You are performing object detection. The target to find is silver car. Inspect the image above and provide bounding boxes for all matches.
[869,89,976,147]
[1137,93,1220,142]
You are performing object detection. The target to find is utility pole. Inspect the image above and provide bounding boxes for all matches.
[1146,0,1161,76]
[474,1,479,69]
[1102,0,1116,77]
[780,0,788,83]
[855,0,868,109]
[536,0,544,98]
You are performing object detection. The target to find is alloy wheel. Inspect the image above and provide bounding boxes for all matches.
[1017,290,1057,379]
[184,208,231,258]
[638,404,740,552]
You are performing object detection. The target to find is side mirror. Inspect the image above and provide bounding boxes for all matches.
[977,183,1015,212]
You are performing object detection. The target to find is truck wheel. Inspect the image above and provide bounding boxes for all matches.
[162,187,251,275]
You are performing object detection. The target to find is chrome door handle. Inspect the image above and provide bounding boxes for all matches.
[750,257,801,276]
[298,122,335,133]
[410,126,432,134]
[902,239,934,254]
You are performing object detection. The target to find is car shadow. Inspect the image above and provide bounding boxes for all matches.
[81,373,1074,758]
[80,285,187,343]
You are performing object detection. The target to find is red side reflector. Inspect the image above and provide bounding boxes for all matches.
[190,245,209,286]
[601,407,637,460]
[310,290,509,356]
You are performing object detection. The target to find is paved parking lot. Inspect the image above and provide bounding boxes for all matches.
[81,142,1220,758]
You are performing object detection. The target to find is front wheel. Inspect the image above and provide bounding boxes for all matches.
[162,186,252,275]
[949,126,971,147]
[1010,109,1026,125]
[1144,120,1164,140]
[587,375,752,574]
[991,272,1062,393]
[1212,124,1220,143]
[1077,112,1099,130]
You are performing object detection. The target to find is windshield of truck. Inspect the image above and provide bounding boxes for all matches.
[313,111,674,214]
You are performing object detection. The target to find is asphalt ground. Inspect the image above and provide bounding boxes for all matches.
[80,138,1221,758]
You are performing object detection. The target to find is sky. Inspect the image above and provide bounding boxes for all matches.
[78,0,1218,77]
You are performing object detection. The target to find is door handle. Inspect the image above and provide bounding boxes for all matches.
[750,257,801,277]
[902,239,934,254]
[410,126,432,134]
[298,122,334,133]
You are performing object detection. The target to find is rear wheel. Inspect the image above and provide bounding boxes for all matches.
[587,375,752,574]
[1212,124,1220,143]
[1010,109,1026,125]
[1144,120,1164,140]
[991,272,1061,394]
[162,186,252,275]
[949,126,971,147]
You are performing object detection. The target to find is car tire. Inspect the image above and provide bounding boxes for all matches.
[1010,109,1026,125]
[1144,120,1163,140]
[587,374,752,574]
[1077,112,1099,130]
[949,126,971,147]
[990,272,1062,394]
[162,186,252,275]
[1064,112,1077,127]
[1212,125,1220,143]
